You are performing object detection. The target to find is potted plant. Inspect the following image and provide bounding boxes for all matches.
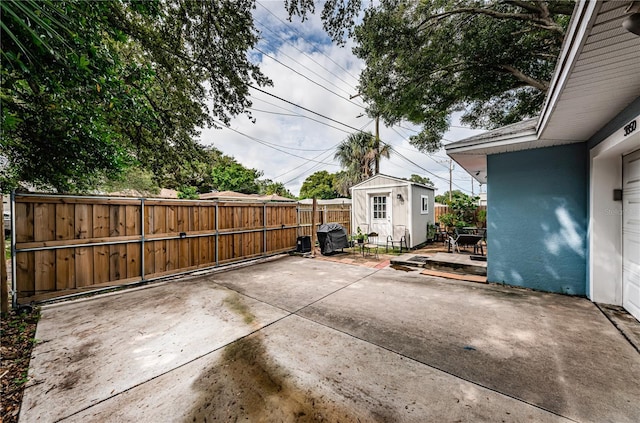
[355,227,367,244]
[439,213,456,233]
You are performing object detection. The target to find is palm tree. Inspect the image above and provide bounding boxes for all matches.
[333,131,390,195]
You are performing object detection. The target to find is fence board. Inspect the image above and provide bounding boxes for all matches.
[55,203,75,289]
[92,204,110,284]
[34,203,56,292]
[74,204,93,287]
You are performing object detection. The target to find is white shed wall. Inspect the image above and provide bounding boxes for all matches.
[351,175,435,247]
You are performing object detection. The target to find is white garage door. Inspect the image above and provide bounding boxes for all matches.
[623,149,640,322]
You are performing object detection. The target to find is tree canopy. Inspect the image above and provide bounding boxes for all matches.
[299,171,339,199]
[287,0,574,152]
[333,131,390,195]
[1,0,270,192]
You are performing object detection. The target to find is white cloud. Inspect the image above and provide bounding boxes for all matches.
[198,1,485,197]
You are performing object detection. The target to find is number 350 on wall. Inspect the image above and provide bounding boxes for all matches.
[624,120,637,136]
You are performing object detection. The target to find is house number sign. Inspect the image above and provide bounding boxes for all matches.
[624,120,637,136]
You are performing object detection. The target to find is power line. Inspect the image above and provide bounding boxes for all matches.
[256,2,361,83]
[254,17,357,96]
[213,119,339,167]
[276,119,374,184]
[248,107,352,134]
[250,85,368,134]
[254,47,364,110]
[389,126,450,171]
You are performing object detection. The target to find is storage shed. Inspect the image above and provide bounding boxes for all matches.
[350,174,435,248]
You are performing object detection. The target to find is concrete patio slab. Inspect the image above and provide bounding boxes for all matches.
[298,269,640,422]
[19,256,640,422]
[20,278,288,422]
[64,316,569,422]
[211,256,376,311]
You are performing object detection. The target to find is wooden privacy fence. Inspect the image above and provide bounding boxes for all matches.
[297,205,351,238]
[11,194,299,305]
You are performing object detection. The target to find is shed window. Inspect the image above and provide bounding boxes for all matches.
[421,195,429,214]
[372,196,387,219]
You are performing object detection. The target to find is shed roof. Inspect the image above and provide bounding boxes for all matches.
[350,174,435,191]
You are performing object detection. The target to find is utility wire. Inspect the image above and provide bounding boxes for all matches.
[254,17,357,96]
[276,119,374,183]
[248,107,352,134]
[256,2,361,83]
[213,119,339,167]
[390,126,450,171]
[250,85,367,134]
[255,47,364,110]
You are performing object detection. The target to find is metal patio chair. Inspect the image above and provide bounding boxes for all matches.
[386,225,408,252]
[363,232,379,258]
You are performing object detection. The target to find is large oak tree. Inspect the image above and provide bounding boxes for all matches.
[287,0,574,152]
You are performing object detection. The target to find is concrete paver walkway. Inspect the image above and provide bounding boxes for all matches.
[20,256,640,422]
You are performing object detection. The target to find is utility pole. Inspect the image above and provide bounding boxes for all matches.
[374,115,380,175]
[350,92,381,175]
[449,159,453,203]
[471,177,474,196]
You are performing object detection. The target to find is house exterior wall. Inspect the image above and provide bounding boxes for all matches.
[487,143,588,295]
[410,185,435,247]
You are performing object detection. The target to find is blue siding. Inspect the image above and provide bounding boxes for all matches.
[487,143,588,295]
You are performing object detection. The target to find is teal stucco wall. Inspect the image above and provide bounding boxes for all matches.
[487,143,588,295]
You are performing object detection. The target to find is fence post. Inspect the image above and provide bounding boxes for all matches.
[1,194,7,315]
[215,202,219,267]
[10,190,17,309]
[263,203,267,256]
[311,198,317,256]
[140,198,145,281]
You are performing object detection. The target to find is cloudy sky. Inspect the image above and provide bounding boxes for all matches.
[198,1,486,197]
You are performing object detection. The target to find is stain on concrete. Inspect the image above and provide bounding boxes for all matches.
[187,293,384,421]
[58,340,97,392]
[184,335,377,422]
[223,292,255,325]
[389,264,417,272]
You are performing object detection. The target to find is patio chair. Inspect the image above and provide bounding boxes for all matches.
[434,222,447,243]
[447,229,483,254]
[474,228,487,255]
[386,225,408,252]
[363,232,379,258]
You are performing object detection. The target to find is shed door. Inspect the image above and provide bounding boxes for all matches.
[369,194,391,241]
[623,149,640,322]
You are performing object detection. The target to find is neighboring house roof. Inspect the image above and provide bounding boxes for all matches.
[298,198,352,206]
[199,191,296,202]
[350,174,436,191]
[199,191,252,200]
[258,194,297,202]
[446,1,640,182]
[107,188,179,198]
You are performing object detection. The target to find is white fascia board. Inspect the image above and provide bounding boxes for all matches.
[445,132,538,154]
[537,0,600,137]
[351,183,408,191]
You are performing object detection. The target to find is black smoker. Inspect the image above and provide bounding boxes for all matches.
[316,223,348,255]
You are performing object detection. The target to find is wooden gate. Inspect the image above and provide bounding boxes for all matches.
[11,194,297,305]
